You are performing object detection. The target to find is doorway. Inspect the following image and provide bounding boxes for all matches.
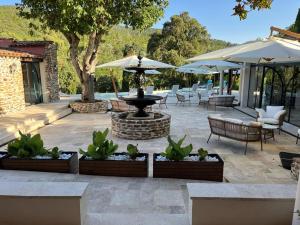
[22,62,43,105]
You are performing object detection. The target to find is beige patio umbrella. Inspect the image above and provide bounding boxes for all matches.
[187,36,300,64]
[180,60,241,95]
[97,55,175,69]
[97,55,175,97]
[124,69,162,75]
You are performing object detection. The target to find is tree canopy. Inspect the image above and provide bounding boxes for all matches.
[233,0,273,20]
[290,9,300,33]
[17,0,168,102]
[147,12,211,66]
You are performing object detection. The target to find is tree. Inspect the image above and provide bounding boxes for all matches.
[17,0,168,102]
[233,0,272,20]
[147,12,210,66]
[290,9,300,33]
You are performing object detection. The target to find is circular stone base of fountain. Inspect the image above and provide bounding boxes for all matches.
[70,100,108,113]
[111,112,171,140]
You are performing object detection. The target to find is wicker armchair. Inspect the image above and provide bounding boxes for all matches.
[176,93,190,105]
[207,115,263,155]
[255,106,286,133]
[208,95,235,110]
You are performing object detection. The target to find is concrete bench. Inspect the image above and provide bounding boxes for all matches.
[188,183,296,225]
[0,182,88,225]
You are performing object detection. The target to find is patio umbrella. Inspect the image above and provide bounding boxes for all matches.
[187,36,300,64]
[97,55,175,69]
[124,69,161,75]
[97,55,175,97]
[180,60,241,71]
[180,60,241,95]
[176,67,218,74]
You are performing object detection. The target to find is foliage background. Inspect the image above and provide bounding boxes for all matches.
[0,6,232,93]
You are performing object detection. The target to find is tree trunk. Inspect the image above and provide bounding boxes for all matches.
[81,72,95,102]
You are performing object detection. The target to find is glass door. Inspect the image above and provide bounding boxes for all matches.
[22,62,43,105]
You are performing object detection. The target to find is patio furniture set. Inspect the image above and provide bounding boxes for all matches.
[206,106,287,155]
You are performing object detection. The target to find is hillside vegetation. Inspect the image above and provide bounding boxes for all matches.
[0,6,231,93]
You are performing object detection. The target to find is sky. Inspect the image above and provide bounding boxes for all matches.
[1,0,299,44]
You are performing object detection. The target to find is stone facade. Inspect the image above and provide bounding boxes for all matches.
[43,43,59,102]
[70,100,108,113]
[111,112,171,140]
[0,56,25,114]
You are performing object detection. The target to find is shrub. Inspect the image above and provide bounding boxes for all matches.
[198,148,208,161]
[80,129,118,160]
[7,131,59,159]
[161,135,193,161]
[127,144,140,160]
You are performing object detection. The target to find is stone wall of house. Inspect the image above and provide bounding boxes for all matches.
[44,43,59,102]
[0,57,25,114]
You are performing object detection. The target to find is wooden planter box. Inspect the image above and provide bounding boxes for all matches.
[0,151,8,169]
[153,153,224,182]
[79,153,148,177]
[1,151,78,174]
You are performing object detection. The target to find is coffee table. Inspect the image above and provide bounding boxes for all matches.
[262,124,278,143]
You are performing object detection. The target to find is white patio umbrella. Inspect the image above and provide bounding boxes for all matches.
[97,55,175,69]
[180,60,240,95]
[187,36,300,64]
[124,69,161,75]
[176,67,219,74]
[97,55,175,97]
[181,60,241,71]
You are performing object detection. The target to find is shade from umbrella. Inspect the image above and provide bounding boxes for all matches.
[124,69,161,75]
[97,55,175,69]
[187,36,300,64]
[181,60,241,72]
[176,67,219,74]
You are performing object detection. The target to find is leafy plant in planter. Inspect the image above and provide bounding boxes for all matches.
[80,129,118,160]
[7,131,59,158]
[127,144,140,160]
[3,131,78,174]
[161,135,193,161]
[198,148,208,161]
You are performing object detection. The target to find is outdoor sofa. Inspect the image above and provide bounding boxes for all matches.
[207,115,263,155]
[208,95,235,110]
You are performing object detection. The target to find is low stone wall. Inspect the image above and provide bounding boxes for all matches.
[70,101,108,113]
[111,112,171,140]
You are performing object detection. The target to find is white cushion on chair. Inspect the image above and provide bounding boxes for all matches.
[257,117,279,125]
[298,129,300,135]
[266,106,284,118]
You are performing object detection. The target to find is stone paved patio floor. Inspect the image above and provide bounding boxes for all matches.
[0,100,299,225]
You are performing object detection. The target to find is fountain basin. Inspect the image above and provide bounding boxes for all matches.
[111,112,171,140]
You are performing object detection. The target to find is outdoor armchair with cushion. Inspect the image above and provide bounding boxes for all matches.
[255,106,286,132]
[207,115,263,155]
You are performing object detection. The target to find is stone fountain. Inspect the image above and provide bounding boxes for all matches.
[102,55,173,140]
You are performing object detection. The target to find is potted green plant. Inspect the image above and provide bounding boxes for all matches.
[79,129,148,177]
[1,131,78,173]
[153,135,224,181]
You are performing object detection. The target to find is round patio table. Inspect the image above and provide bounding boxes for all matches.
[262,124,278,143]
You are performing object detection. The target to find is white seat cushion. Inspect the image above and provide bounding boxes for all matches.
[257,118,279,125]
[298,129,300,135]
[223,118,243,124]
